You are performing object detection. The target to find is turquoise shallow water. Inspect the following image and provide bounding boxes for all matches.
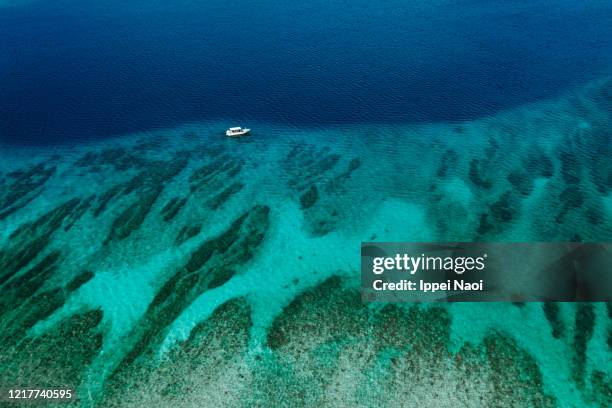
[0,79,611,406]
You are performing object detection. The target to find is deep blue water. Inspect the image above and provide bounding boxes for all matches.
[1,0,611,145]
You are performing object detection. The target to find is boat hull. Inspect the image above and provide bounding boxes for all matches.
[225,129,251,137]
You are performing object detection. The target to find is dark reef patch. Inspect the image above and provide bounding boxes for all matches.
[468,159,492,189]
[0,258,97,351]
[0,251,61,317]
[66,270,95,292]
[507,170,533,196]
[1,198,81,285]
[485,135,500,159]
[267,276,365,350]
[267,276,450,357]
[373,303,451,356]
[284,144,341,191]
[178,298,251,361]
[184,205,269,273]
[109,205,269,383]
[207,182,244,210]
[543,302,563,338]
[160,197,188,222]
[190,156,243,194]
[523,150,554,179]
[590,370,612,407]
[104,157,189,243]
[483,334,555,407]
[436,149,458,178]
[585,206,603,226]
[0,161,56,220]
[299,185,319,209]
[573,303,595,385]
[64,194,96,231]
[341,158,362,179]
[74,147,146,171]
[105,186,164,243]
[283,143,360,236]
[477,213,494,235]
[262,276,555,407]
[556,185,585,223]
[490,191,516,223]
[102,299,252,407]
[175,224,202,246]
[9,197,81,240]
[582,125,612,194]
[560,150,581,185]
[94,185,123,217]
[0,309,104,394]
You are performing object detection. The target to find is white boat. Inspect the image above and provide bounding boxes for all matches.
[225,126,251,137]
